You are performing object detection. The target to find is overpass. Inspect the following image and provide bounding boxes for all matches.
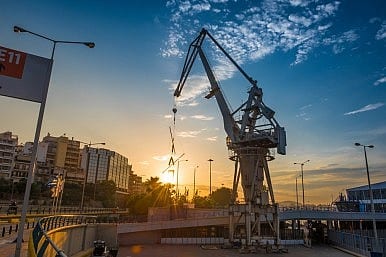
[118,208,386,234]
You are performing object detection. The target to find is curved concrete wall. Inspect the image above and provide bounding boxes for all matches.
[42,223,117,257]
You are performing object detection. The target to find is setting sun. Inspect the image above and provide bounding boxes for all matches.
[160,169,175,184]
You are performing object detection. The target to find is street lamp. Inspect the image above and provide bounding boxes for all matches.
[79,141,105,210]
[355,142,377,239]
[13,26,94,257]
[295,174,302,210]
[193,165,199,203]
[176,159,188,199]
[294,160,310,208]
[208,159,213,195]
[14,26,95,59]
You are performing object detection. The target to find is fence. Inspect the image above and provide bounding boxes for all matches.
[328,230,385,257]
[29,215,97,257]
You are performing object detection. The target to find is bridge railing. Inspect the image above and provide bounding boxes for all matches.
[29,215,97,257]
[328,230,385,257]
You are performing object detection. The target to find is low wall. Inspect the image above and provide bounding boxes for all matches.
[42,223,117,256]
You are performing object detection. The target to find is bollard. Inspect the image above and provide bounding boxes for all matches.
[2,227,5,237]
[8,225,12,235]
[15,224,18,232]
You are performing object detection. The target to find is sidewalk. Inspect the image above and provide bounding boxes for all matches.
[0,228,30,257]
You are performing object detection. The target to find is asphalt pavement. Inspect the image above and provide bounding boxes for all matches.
[117,244,359,257]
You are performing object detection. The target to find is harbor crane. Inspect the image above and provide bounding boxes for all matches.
[174,28,286,249]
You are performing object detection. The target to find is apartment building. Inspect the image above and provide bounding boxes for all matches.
[0,131,18,178]
[81,147,131,192]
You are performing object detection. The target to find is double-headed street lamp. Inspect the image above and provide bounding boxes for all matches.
[14,26,95,59]
[294,160,310,208]
[13,26,95,257]
[355,142,377,239]
[208,158,213,195]
[79,141,106,210]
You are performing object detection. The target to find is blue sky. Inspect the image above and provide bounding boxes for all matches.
[1,0,385,204]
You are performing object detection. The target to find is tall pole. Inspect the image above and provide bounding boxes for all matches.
[295,175,300,210]
[176,159,188,199]
[294,160,310,208]
[208,159,213,195]
[355,143,377,239]
[13,26,94,257]
[193,166,198,203]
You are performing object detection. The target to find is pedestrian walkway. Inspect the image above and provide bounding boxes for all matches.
[0,228,30,257]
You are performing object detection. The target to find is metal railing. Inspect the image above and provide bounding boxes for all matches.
[29,215,97,257]
[328,230,385,257]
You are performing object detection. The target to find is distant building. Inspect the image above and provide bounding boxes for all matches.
[81,147,131,193]
[0,131,18,178]
[12,142,50,180]
[129,170,144,194]
[39,134,83,181]
[335,181,386,213]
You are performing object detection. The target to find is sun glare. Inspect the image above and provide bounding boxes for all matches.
[160,169,175,184]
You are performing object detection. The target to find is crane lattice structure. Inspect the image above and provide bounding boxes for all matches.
[174,28,287,249]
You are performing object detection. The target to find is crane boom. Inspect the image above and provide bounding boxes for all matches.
[174,28,286,155]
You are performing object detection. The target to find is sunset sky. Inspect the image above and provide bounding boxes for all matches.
[1,0,385,204]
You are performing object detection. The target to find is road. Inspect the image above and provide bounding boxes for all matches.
[117,244,357,257]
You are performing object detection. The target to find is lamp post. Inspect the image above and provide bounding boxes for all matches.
[295,174,302,210]
[79,141,105,210]
[294,160,310,208]
[13,26,94,257]
[193,165,199,203]
[176,159,188,199]
[208,158,213,195]
[355,142,377,239]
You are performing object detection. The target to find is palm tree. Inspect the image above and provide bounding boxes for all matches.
[144,177,161,193]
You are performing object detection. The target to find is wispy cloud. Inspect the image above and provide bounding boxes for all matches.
[163,0,353,103]
[206,136,217,141]
[177,130,204,138]
[153,154,170,161]
[374,77,386,86]
[375,21,386,40]
[163,0,343,66]
[344,102,384,115]
[296,104,312,120]
[191,114,214,121]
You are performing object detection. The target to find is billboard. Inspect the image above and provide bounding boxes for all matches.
[0,45,52,103]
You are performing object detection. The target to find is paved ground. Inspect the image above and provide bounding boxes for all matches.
[0,227,30,257]
[117,244,358,257]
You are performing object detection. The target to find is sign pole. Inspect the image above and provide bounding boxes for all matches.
[14,56,53,257]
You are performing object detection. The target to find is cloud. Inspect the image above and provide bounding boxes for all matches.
[323,29,359,54]
[344,102,384,115]
[375,21,386,40]
[177,130,203,138]
[153,154,171,161]
[206,136,217,141]
[191,114,214,120]
[374,77,386,86]
[163,0,351,104]
[139,160,150,165]
[163,0,343,67]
